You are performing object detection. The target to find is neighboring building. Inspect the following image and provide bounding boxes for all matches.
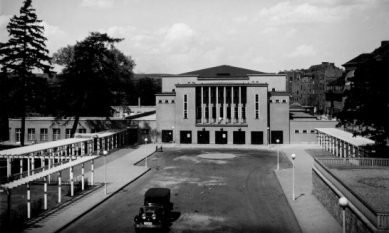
[156,65,336,145]
[111,105,156,118]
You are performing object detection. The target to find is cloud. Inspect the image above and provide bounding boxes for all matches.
[80,0,113,8]
[0,15,12,42]
[253,56,273,64]
[283,44,317,58]
[40,21,67,40]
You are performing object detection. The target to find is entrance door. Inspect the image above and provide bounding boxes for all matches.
[215,131,227,144]
[271,131,283,144]
[162,130,173,143]
[251,131,263,144]
[198,131,210,144]
[233,131,245,144]
[180,131,192,144]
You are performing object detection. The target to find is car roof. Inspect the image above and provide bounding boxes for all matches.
[145,188,170,198]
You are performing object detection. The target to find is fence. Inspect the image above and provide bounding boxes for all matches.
[314,158,389,230]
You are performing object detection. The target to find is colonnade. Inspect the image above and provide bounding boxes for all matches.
[317,132,367,158]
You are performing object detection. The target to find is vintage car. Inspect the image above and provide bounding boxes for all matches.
[134,188,173,231]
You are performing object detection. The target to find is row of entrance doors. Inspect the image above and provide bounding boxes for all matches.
[161,130,284,144]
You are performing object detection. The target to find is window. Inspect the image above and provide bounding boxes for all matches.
[165,100,169,103]
[294,130,300,134]
[183,94,188,119]
[28,128,35,141]
[91,129,99,133]
[282,100,287,103]
[41,128,48,141]
[171,100,175,104]
[269,99,273,103]
[158,100,162,104]
[53,128,61,141]
[242,106,246,119]
[276,99,280,103]
[310,130,317,134]
[272,88,275,91]
[16,128,21,143]
[66,129,72,138]
[234,107,238,119]
[302,130,308,134]
[255,94,259,119]
[219,105,223,118]
[79,128,86,134]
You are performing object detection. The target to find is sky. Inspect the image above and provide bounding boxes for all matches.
[1,0,388,74]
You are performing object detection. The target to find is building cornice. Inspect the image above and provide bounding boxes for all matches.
[176,83,268,87]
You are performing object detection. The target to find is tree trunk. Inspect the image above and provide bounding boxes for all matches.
[20,73,26,146]
[70,115,80,138]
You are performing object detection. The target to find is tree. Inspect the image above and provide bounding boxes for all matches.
[336,58,389,145]
[0,0,54,146]
[134,77,161,106]
[53,32,135,137]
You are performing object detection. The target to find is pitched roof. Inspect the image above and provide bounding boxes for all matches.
[342,53,373,67]
[180,65,266,77]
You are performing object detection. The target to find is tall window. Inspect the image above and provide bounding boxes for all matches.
[255,94,260,119]
[242,106,246,119]
[79,128,86,134]
[41,128,48,141]
[183,94,188,119]
[66,129,72,138]
[28,128,35,141]
[219,105,223,118]
[53,128,60,141]
[16,128,21,143]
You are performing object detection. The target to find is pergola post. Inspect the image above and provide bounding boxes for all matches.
[70,165,74,196]
[27,154,31,176]
[58,170,62,203]
[48,154,52,184]
[82,162,85,191]
[20,158,23,179]
[81,142,85,156]
[91,159,94,185]
[31,153,35,175]
[27,182,31,219]
[44,175,48,210]
[7,157,11,180]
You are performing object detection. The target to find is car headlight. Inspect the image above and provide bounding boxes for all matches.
[142,213,146,219]
[152,213,156,220]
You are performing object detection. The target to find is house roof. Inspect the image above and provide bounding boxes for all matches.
[180,65,267,77]
[342,53,373,67]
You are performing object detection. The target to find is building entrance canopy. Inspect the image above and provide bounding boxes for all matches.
[316,128,374,147]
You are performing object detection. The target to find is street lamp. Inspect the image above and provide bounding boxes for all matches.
[339,197,348,233]
[103,150,108,195]
[291,153,296,200]
[276,139,280,170]
[145,138,148,168]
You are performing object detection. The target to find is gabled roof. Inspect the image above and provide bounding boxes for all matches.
[342,53,373,67]
[180,65,266,77]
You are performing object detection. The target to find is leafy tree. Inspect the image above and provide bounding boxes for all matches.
[336,58,389,145]
[0,0,54,146]
[135,77,161,106]
[53,32,135,137]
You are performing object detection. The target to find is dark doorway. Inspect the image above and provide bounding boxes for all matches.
[215,131,227,144]
[271,131,283,144]
[93,137,98,150]
[233,131,245,144]
[128,129,138,144]
[198,131,210,144]
[162,130,173,143]
[180,131,192,144]
[251,131,263,144]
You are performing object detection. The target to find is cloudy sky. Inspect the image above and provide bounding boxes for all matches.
[1,0,388,74]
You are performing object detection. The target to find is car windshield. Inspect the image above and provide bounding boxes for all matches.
[144,205,161,212]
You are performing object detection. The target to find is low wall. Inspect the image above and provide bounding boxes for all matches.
[312,170,380,233]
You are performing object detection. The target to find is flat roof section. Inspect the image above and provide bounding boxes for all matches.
[316,128,375,147]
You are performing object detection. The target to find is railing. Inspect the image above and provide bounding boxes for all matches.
[314,158,389,230]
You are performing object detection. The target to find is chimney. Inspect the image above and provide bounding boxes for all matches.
[138,97,140,107]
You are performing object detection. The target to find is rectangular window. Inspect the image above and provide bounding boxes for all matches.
[16,128,21,143]
[53,128,61,141]
[171,100,175,104]
[255,94,259,119]
[310,130,316,134]
[242,106,246,119]
[219,105,223,118]
[294,130,300,134]
[79,128,86,134]
[276,99,280,103]
[165,100,169,103]
[183,94,188,119]
[41,128,48,141]
[66,129,72,138]
[28,128,35,141]
[205,105,209,118]
[234,107,238,119]
[302,130,308,134]
[197,106,202,119]
[282,100,287,103]
[158,100,162,103]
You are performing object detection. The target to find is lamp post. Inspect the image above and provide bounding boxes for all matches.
[103,150,108,195]
[145,138,148,168]
[291,153,296,200]
[339,197,348,233]
[171,126,174,148]
[276,139,280,170]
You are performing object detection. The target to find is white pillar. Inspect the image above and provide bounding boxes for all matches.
[216,86,219,122]
[27,182,31,219]
[82,162,85,190]
[208,87,211,123]
[31,154,35,175]
[48,155,52,184]
[27,156,30,176]
[7,157,11,179]
[44,175,47,210]
[201,86,204,124]
[91,159,94,185]
[58,170,62,203]
[231,86,234,123]
[70,165,74,196]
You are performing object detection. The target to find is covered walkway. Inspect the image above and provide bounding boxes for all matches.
[316,128,375,158]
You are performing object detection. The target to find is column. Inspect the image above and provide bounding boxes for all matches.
[44,175,47,210]
[224,87,227,122]
[216,86,219,122]
[27,155,30,176]
[82,162,85,190]
[208,87,211,123]
[238,86,241,123]
[31,154,35,175]
[231,86,234,123]
[201,86,204,124]
[81,142,85,156]
[58,170,62,203]
[70,165,74,196]
[27,182,31,219]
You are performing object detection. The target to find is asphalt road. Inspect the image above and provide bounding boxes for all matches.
[60,148,302,233]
